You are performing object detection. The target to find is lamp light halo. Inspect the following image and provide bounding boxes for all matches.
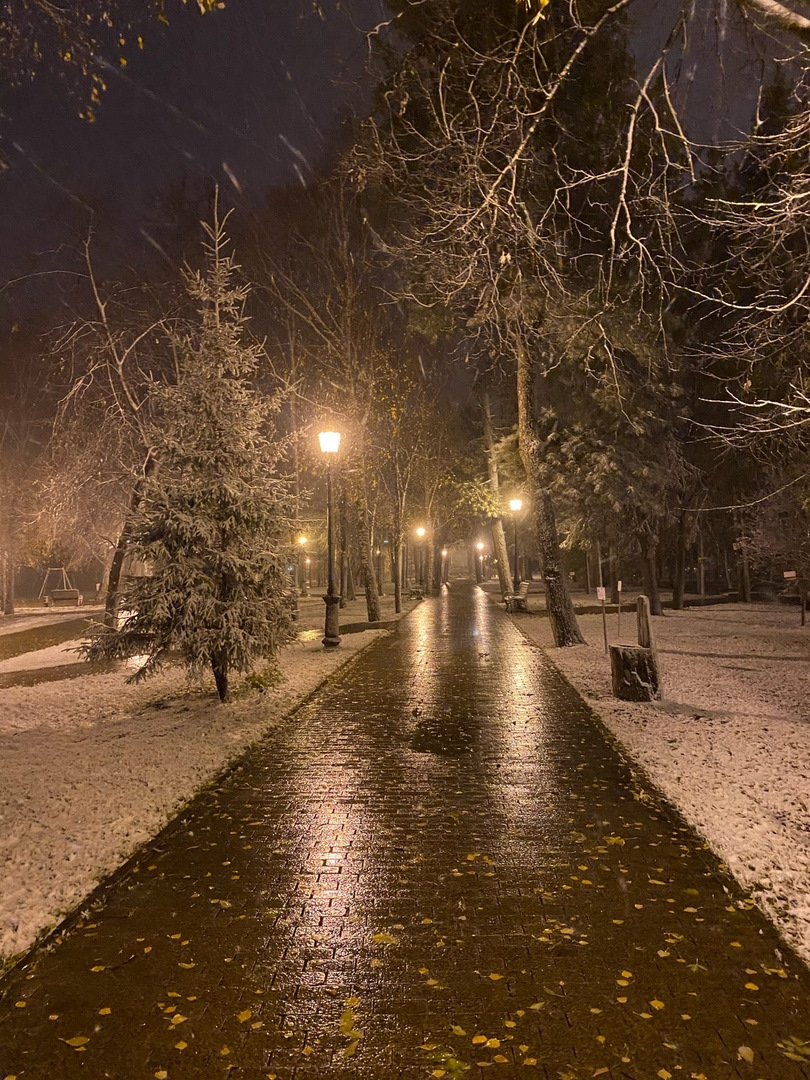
[508,498,523,513]
[318,430,341,454]
[416,526,426,537]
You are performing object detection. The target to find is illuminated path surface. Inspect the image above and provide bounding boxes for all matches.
[2,583,810,1079]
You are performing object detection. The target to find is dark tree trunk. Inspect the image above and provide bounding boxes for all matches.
[355,499,381,622]
[211,654,229,702]
[672,511,688,611]
[516,338,585,646]
[639,526,664,615]
[105,452,155,629]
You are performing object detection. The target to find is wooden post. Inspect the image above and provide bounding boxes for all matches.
[637,594,656,653]
[616,579,622,638]
[598,586,608,652]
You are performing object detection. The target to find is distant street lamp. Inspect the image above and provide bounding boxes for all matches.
[319,430,342,647]
[416,526,426,588]
[441,548,448,585]
[509,498,523,592]
[298,535,308,597]
[476,540,484,584]
[305,557,312,587]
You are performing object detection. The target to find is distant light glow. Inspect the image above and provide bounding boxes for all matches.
[318,430,341,454]
[509,498,523,513]
[441,549,448,557]
[476,541,484,551]
[416,526,426,538]
[298,536,307,545]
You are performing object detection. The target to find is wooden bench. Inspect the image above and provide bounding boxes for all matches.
[406,587,424,601]
[47,589,83,606]
[504,581,530,613]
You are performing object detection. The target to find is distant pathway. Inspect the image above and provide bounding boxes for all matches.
[2,583,810,1079]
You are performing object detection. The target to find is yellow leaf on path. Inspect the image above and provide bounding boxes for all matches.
[420,1044,439,1051]
[650,999,665,1010]
[220,1047,230,1056]
[63,1037,90,1047]
[238,1010,252,1023]
[175,1041,188,1049]
[372,931,398,945]
[99,1007,111,1016]
[90,966,105,972]
[523,1059,537,1066]
[621,970,633,978]
[744,983,759,991]
[594,1070,609,1077]
[302,1047,314,1056]
[155,1072,168,1080]
[657,1071,672,1079]
[345,1039,361,1057]
[170,1015,187,1025]
[485,1038,501,1048]
[432,1072,446,1078]
[519,1044,529,1052]
[737,1046,755,1063]
[14,1002,25,1009]
[472,1035,488,1044]
[345,996,360,1006]
[529,1002,545,1010]
[489,973,503,981]
[178,962,195,969]
[451,1025,466,1036]
[493,1055,508,1063]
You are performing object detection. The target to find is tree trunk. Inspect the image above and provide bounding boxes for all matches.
[638,525,664,616]
[609,545,619,605]
[515,338,584,646]
[481,391,514,600]
[211,653,229,702]
[672,510,688,611]
[355,499,381,622]
[2,548,15,615]
[105,452,155,628]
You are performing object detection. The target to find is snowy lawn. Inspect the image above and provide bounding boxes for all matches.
[514,600,810,963]
[0,594,414,968]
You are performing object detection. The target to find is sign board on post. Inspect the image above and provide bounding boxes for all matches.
[596,586,606,601]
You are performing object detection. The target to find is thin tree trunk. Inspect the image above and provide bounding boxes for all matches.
[481,392,513,600]
[2,548,15,615]
[515,338,585,646]
[639,525,664,616]
[355,499,381,622]
[609,545,619,605]
[105,452,155,628]
[672,511,688,611]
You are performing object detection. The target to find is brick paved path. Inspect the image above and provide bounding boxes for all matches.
[2,584,810,1080]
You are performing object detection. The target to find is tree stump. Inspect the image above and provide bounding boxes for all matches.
[609,644,661,702]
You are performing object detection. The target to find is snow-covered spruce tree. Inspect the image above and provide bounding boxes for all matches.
[84,208,296,701]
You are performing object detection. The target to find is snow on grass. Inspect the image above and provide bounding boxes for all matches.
[0,624,389,967]
[515,601,810,962]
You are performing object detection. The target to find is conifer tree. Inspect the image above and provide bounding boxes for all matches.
[85,204,296,701]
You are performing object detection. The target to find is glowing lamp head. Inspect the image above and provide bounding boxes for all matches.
[509,498,523,513]
[318,430,341,454]
[441,549,448,557]
[298,536,307,546]
[416,526,426,538]
[476,542,484,551]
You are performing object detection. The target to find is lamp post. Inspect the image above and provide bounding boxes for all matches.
[509,498,523,592]
[416,526,426,588]
[441,548,448,585]
[319,430,342,647]
[298,535,308,597]
[476,540,485,584]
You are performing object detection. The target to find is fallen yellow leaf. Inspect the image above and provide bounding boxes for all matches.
[63,1037,90,1048]
[737,1046,754,1064]
[238,1010,252,1023]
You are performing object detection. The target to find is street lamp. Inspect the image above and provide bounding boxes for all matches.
[319,430,342,647]
[416,525,426,588]
[298,535,308,597]
[441,548,448,585]
[509,498,523,591]
[476,540,484,584]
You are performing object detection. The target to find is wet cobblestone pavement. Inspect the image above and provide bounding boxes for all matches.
[2,584,810,1079]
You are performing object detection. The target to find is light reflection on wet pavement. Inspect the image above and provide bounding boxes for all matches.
[2,583,810,1078]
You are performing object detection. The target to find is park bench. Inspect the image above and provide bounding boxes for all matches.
[406,587,424,601]
[504,581,530,613]
[47,589,83,606]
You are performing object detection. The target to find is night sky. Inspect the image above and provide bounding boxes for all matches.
[0,0,390,297]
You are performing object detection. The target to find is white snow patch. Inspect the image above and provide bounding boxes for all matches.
[516,602,810,963]
[0,627,386,965]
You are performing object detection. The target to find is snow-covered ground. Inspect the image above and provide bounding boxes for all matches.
[516,600,810,963]
[0,596,411,968]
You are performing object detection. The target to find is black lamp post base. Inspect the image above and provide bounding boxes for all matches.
[322,593,341,647]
